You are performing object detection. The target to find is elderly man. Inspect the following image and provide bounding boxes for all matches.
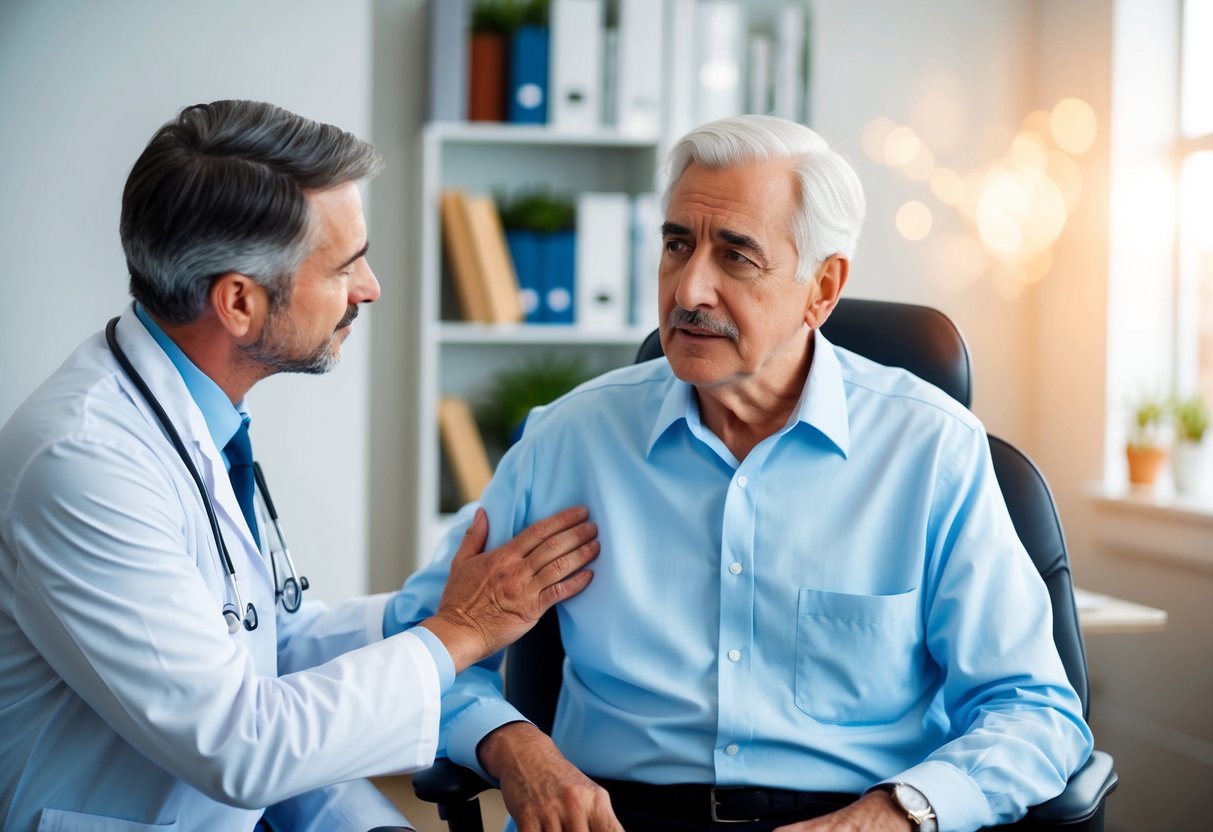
[390,114,1092,832]
[0,100,599,831]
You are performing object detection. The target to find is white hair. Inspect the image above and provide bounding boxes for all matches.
[662,114,866,284]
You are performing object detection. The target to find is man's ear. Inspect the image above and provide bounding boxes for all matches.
[803,255,849,330]
[209,272,268,339]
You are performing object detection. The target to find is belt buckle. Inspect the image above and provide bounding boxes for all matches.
[710,786,759,824]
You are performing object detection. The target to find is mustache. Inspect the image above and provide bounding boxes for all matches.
[666,307,739,341]
[335,304,359,331]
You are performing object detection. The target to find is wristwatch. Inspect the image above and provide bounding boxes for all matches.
[878,782,938,832]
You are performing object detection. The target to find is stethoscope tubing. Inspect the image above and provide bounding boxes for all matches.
[105,316,301,632]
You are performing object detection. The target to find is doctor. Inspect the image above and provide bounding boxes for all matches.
[0,100,599,832]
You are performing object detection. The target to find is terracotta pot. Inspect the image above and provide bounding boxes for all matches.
[1125,445,1167,486]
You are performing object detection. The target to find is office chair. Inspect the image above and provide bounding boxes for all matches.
[413,298,1118,831]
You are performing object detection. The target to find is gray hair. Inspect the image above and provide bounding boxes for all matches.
[121,100,383,323]
[662,114,865,284]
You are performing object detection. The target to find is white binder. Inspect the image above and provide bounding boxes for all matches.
[575,192,631,330]
[694,0,744,125]
[616,0,664,137]
[550,0,604,130]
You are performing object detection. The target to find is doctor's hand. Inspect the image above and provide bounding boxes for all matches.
[422,506,598,672]
[479,721,623,832]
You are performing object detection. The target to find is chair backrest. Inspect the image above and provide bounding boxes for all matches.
[506,298,1089,730]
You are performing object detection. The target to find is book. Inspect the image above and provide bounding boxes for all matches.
[575,192,631,330]
[464,195,524,323]
[616,0,664,136]
[550,0,604,130]
[508,24,550,124]
[440,190,493,322]
[664,0,697,145]
[437,396,493,502]
[427,0,469,122]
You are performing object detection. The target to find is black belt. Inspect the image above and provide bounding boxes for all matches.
[595,779,855,824]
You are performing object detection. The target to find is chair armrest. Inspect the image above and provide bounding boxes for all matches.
[1025,750,1118,823]
[412,757,494,804]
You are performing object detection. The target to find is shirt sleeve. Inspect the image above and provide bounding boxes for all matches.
[6,436,444,808]
[891,423,1093,831]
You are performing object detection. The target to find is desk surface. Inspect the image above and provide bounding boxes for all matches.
[1074,588,1168,635]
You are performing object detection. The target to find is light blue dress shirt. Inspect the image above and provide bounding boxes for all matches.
[134,305,455,687]
[389,331,1092,831]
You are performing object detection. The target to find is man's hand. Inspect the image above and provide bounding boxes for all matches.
[422,506,598,671]
[774,790,912,832]
[478,722,623,832]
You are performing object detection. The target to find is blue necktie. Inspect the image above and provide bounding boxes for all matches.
[224,418,260,549]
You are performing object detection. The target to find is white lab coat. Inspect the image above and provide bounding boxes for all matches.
[0,306,438,831]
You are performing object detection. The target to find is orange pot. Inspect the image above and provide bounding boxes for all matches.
[1125,445,1167,485]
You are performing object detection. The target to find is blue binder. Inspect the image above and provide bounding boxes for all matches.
[508,25,550,124]
[541,230,576,324]
[506,230,544,323]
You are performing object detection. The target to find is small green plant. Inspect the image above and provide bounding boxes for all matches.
[1173,393,1209,443]
[471,0,547,33]
[478,354,590,447]
[496,189,576,233]
[1128,396,1167,449]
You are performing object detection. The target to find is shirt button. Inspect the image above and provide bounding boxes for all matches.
[725,743,740,756]
[729,562,743,575]
[737,475,749,488]
[727,649,741,662]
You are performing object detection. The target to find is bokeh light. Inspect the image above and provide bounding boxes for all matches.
[896,201,933,241]
[930,167,963,204]
[1049,98,1097,155]
[884,126,923,166]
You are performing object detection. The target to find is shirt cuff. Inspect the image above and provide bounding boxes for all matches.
[446,699,532,783]
[409,625,456,692]
[875,760,992,832]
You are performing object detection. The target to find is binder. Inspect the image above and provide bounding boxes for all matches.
[506,229,545,322]
[694,1,744,125]
[427,0,468,122]
[508,24,550,124]
[464,196,524,323]
[541,230,577,324]
[440,190,493,322]
[630,192,663,329]
[469,31,507,121]
[437,396,493,502]
[773,4,806,123]
[616,0,664,136]
[748,34,773,115]
[664,0,697,144]
[550,0,603,130]
[575,192,631,330]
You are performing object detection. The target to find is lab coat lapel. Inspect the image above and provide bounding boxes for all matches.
[111,307,275,594]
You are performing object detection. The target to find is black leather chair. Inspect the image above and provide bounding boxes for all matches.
[414,298,1118,831]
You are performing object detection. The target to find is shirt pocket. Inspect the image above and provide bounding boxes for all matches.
[37,808,179,832]
[794,586,922,725]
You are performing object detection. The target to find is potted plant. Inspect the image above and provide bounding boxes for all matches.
[468,0,526,121]
[1171,393,1210,495]
[1125,396,1168,486]
[478,353,590,448]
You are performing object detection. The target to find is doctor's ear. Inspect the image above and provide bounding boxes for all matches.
[803,255,849,330]
[209,273,269,339]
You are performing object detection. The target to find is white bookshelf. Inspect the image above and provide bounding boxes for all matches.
[411,122,662,563]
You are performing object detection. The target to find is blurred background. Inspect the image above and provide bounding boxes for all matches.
[1,1,1209,829]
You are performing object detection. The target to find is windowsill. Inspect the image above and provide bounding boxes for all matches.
[1086,481,1213,571]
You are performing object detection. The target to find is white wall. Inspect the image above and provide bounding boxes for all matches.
[0,0,375,603]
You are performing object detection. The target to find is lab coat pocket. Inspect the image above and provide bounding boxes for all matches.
[37,808,179,832]
[794,586,922,725]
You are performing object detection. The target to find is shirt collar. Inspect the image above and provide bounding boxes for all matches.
[645,328,851,458]
[134,303,247,453]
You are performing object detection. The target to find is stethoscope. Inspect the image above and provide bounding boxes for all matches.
[105,317,310,634]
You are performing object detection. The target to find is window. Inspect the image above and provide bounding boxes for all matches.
[1177,0,1213,405]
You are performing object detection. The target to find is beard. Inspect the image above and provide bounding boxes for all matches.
[241,303,359,375]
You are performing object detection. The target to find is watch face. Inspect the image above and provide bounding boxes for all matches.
[893,783,930,812]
